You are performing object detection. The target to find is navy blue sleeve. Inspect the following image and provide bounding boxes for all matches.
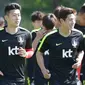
[25,31,32,49]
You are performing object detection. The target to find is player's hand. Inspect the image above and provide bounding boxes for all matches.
[36,29,47,39]
[41,69,51,79]
[0,71,4,76]
[72,51,84,69]
[18,47,27,58]
[72,58,81,69]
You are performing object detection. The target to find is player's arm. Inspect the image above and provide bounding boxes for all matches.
[72,50,84,69]
[18,47,34,58]
[36,51,51,79]
[72,37,84,69]
[32,29,46,52]
[0,71,4,76]
[18,31,34,58]
[36,35,51,79]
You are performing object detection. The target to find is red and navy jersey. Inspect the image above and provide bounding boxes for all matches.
[38,29,83,84]
[0,27,32,82]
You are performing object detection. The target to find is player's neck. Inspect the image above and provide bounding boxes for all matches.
[46,29,52,33]
[6,25,19,34]
[59,27,71,37]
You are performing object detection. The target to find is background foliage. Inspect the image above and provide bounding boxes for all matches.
[0,0,85,31]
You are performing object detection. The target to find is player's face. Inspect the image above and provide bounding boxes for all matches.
[79,13,85,26]
[32,20,42,29]
[5,9,21,27]
[65,14,76,30]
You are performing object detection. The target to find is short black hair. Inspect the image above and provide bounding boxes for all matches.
[42,13,55,30]
[58,7,76,21]
[4,3,21,15]
[31,11,45,22]
[79,3,85,14]
[53,5,63,18]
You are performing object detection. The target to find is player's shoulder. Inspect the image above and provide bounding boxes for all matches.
[72,28,83,35]
[42,29,57,40]
[0,29,6,38]
[0,28,5,33]
[46,29,57,37]
[83,34,85,38]
[31,28,41,33]
[19,27,31,34]
[0,28,4,31]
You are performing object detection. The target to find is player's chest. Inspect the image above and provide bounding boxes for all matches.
[49,36,79,50]
[0,34,26,48]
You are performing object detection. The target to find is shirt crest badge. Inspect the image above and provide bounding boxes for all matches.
[18,37,24,45]
[72,39,78,48]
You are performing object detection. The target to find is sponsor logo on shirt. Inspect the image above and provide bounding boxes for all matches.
[56,43,62,46]
[62,49,73,58]
[2,39,8,42]
[8,46,19,56]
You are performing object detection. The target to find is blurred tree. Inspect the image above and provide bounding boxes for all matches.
[0,0,85,30]
[58,0,85,10]
[0,0,19,16]
[53,0,59,8]
[18,0,85,30]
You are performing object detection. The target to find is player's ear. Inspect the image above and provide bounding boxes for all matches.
[4,15,8,21]
[60,18,64,23]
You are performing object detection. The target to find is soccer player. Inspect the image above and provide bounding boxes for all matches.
[36,7,83,85]
[26,11,45,85]
[31,11,45,51]
[29,12,57,85]
[31,11,45,30]
[75,3,85,84]
[34,13,57,85]
[0,3,33,85]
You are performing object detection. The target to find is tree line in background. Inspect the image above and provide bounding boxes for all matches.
[0,0,85,30]
[19,0,85,30]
